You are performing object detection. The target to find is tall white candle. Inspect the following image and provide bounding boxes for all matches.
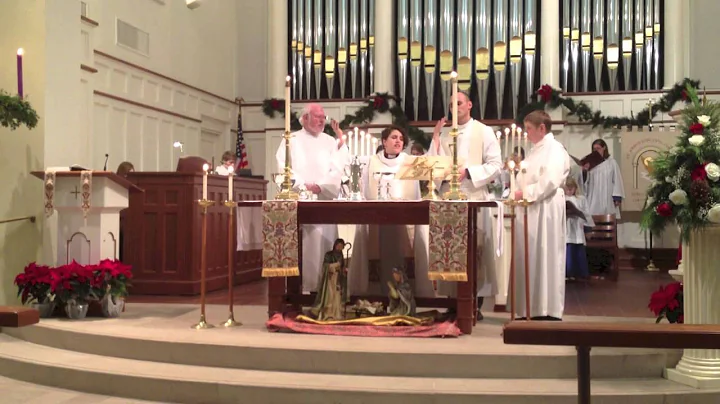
[360,131,366,156]
[506,128,512,161]
[451,72,458,128]
[202,163,209,200]
[366,132,371,156]
[498,131,506,159]
[523,132,528,157]
[346,131,353,155]
[284,76,291,133]
[354,127,359,156]
[508,160,516,198]
[227,165,234,201]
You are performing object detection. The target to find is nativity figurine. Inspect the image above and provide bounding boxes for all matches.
[387,267,416,317]
[310,238,349,321]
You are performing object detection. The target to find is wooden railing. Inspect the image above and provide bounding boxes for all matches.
[503,321,720,404]
[0,216,35,225]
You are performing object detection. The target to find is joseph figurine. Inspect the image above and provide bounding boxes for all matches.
[310,239,348,321]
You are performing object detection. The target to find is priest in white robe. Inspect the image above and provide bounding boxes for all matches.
[584,139,624,218]
[275,104,344,293]
[427,91,503,319]
[347,125,435,298]
[514,110,570,320]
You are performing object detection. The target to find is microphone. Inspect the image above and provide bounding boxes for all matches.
[103,154,109,171]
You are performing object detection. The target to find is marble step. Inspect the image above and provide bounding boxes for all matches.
[0,334,718,404]
[3,320,680,379]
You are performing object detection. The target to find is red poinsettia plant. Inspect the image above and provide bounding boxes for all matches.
[15,260,133,305]
[14,263,55,304]
[648,282,684,324]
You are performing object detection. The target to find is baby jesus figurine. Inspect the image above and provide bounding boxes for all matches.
[310,239,348,321]
[387,267,416,317]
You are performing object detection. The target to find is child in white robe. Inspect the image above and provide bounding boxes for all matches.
[564,177,594,280]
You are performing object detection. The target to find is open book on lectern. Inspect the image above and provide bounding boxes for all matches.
[396,156,465,181]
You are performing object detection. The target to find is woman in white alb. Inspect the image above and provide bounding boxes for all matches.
[347,125,435,298]
[584,139,624,217]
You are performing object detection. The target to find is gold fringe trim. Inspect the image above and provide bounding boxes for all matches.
[262,267,300,277]
[427,272,468,282]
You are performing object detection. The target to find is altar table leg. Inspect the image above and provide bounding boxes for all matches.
[286,224,303,312]
[457,208,477,335]
[268,277,285,317]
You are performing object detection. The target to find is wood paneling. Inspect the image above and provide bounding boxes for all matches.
[125,173,267,295]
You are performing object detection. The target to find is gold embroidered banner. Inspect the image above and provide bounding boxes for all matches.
[428,201,468,281]
[262,200,299,277]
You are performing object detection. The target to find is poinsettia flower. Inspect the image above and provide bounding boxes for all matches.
[698,115,711,126]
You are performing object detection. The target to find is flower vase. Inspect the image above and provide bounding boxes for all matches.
[31,300,56,318]
[64,300,89,319]
[101,294,125,318]
[666,225,720,388]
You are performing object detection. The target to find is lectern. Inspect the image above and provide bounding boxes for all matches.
[31,171,142,266]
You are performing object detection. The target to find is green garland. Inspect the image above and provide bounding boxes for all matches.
[516,78,700,128]
[0,91,39,131]
[261,93,431,149]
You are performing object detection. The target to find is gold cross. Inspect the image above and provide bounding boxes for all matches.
[70,186,81,199]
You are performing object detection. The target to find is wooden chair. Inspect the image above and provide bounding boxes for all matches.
[585,214,619,281]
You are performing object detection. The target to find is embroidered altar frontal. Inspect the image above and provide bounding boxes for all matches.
[428,201,469,281]
[261,201,299,277]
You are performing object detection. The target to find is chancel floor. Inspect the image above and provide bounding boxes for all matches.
[129,270,674,319]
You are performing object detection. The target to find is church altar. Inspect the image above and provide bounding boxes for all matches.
[237,200,500,335]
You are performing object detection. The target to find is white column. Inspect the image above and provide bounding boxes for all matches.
[373,0,393,94]
[663,0,685,88]
[540,0,560,89]
[267,0,288,99]
[666,226,720,388]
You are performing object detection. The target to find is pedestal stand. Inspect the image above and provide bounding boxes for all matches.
[506,199,532,321]
[192,199,215,329]
[666,226,720,388]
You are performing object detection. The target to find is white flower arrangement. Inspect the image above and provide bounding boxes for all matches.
[689,135,705,146]
[669,189,688,206]
[706,163,720,182]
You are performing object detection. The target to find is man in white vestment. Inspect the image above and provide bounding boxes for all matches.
[275,104,344,293]
[427,91,503,320]
[514,110,570,320]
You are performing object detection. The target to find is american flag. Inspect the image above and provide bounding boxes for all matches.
[235,108,248,169]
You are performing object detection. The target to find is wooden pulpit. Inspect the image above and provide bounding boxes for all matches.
[123,172,267,295]
[31,171,141,266]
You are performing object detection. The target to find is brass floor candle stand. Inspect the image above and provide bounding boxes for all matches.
[221,200,241,327]
[506,198,532,321]
[423,167,441,200]
[443,128,467,201]
[192,199,215,329]
[276,130,299,200]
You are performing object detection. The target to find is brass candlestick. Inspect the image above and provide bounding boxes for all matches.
[221,200,242,327]
[276,130,299,200]
[192,199,216,329]
[443,128,467,200]
[505,198,533,321]
[423,166,441,200]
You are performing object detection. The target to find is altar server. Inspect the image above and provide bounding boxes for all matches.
[514,110,571,320]
[348,125,435,298]
[276,103,344,293]
[564,177,594,280]
[427,91,503,320]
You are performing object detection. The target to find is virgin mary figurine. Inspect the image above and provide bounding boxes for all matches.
[388,267,416,317]
[310,238,348,321]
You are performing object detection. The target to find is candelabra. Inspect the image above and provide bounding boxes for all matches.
[192,198,216,329]
[443,128,467,200]
[276,130,299,200]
